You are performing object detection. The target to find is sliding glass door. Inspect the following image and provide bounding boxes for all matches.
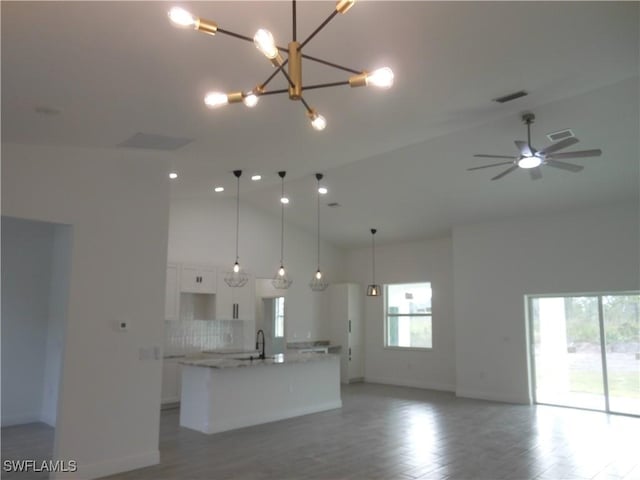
[529,293,639,416]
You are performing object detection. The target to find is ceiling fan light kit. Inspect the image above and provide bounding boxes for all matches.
[169,1,394,131]
[468,113,602,181]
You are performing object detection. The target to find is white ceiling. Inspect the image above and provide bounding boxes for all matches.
[2,1,638,247]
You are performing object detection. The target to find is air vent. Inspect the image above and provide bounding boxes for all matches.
[118,132,194,151]
[493,90,528,103]
[326,202,341,208]
[546,129,575,142]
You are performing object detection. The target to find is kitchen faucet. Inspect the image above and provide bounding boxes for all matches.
[255,329,266,359]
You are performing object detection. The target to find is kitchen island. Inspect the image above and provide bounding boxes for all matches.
[179,353,341,434]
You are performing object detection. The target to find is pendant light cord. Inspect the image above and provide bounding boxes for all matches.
[372,232,376,284]
[280,177,285,265]
[235,174,240,263]
[316,180,321,269]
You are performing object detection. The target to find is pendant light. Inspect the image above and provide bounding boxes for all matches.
[309,173,329,292]
[224,170,249,288]
[366,228,381,297]
[272,171,293,289]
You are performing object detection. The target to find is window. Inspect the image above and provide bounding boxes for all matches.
[274,297,285,338]
[385,283,432,349]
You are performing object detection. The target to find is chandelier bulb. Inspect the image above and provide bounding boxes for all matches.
[168,7,198,28]
[367,67,394,88]
[204,92,229,108]
[315,270,322,280]
[233,262,240,273]
[253,29,279,60]
[309,111,327,131]
[243,92,259,108]
[278,266,286,277]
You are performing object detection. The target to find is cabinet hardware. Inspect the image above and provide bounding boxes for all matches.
[349,320,351,333]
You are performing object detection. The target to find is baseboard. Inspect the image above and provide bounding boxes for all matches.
[51,450,160,480]
[1,412,41,427]
[364,376,455,393]
[455,389,530,405]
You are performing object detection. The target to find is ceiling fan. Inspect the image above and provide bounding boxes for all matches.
[468,113,602,180]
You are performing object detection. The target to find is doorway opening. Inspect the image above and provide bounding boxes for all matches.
[528,293,640,416]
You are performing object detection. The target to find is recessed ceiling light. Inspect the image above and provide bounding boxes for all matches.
[169,172,178,179]
[214,186,225,193]
[318,186,328,195]
[251,175,262,181]
[280,197,289,204]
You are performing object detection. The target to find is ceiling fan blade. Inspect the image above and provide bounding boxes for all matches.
[491,165,519,181]
[467,161,514,171]
[545,159,584,172]
[473,154,517,159]
[515,140,533,157]
[538,137,580,156]
[546,149,602,159]
[529,167,542,180]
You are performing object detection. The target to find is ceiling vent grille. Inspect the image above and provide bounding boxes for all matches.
[546,129,575,142]
[326,202,341,208]
[493,90,528,103]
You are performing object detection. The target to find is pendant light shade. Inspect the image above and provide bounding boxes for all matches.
[272,171,293,289]
[224,170,249,288]
[309,173,329,292]
[366,228,381,297]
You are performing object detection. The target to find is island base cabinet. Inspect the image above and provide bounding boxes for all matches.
[180,357,341,434]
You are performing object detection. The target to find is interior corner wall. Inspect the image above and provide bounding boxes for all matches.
[452,202,640,404]
[345,236,456,392]
[1,216,54,426]
[1,143,170,479]
[167,197,347,343]
[41,224,73,427]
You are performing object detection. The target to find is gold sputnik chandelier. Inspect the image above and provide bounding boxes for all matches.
[168,1,394,131]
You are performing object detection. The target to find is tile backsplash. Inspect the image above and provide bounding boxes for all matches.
[164,320,245,355]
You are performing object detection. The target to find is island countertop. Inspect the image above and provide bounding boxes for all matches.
[179,352,337,369]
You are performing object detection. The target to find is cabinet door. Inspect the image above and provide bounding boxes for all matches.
[198,266,217,294]
[165,264,180,321]
[215,271,235,320]
[233,276,255,321]
[180,266,201,293]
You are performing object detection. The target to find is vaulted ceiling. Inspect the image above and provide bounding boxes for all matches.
[2,1,638,247]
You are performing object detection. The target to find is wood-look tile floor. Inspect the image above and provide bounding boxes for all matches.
[3,383,640,480]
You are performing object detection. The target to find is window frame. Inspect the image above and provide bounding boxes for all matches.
[383,282,433,351]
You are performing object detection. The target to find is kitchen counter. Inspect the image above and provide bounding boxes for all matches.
[180,353,341,434]
[180,352,336,369]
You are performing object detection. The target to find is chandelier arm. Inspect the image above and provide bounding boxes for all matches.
[278,68,297,89]
[258,88,290,96]
[260,59,290,90]
[298,10,339,50]
[302,81,350,91]
[300,54,361,75]
[217,27,288,52]
[299,97,313,114]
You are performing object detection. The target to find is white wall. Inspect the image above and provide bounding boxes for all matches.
[41,225,73,426]
[346,236,456,391]
[168,197,347,343]
[1,217,54,426]
[453,202,640,404]
[2,143,170,479]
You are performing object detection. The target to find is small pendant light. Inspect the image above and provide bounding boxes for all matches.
[224,170,249,288]
[272,171,293,289]
[309,173,329,292]
[366,228,381,297]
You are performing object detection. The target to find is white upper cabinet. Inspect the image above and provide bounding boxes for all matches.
[215,270,256,321]
[180,265,217,294]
